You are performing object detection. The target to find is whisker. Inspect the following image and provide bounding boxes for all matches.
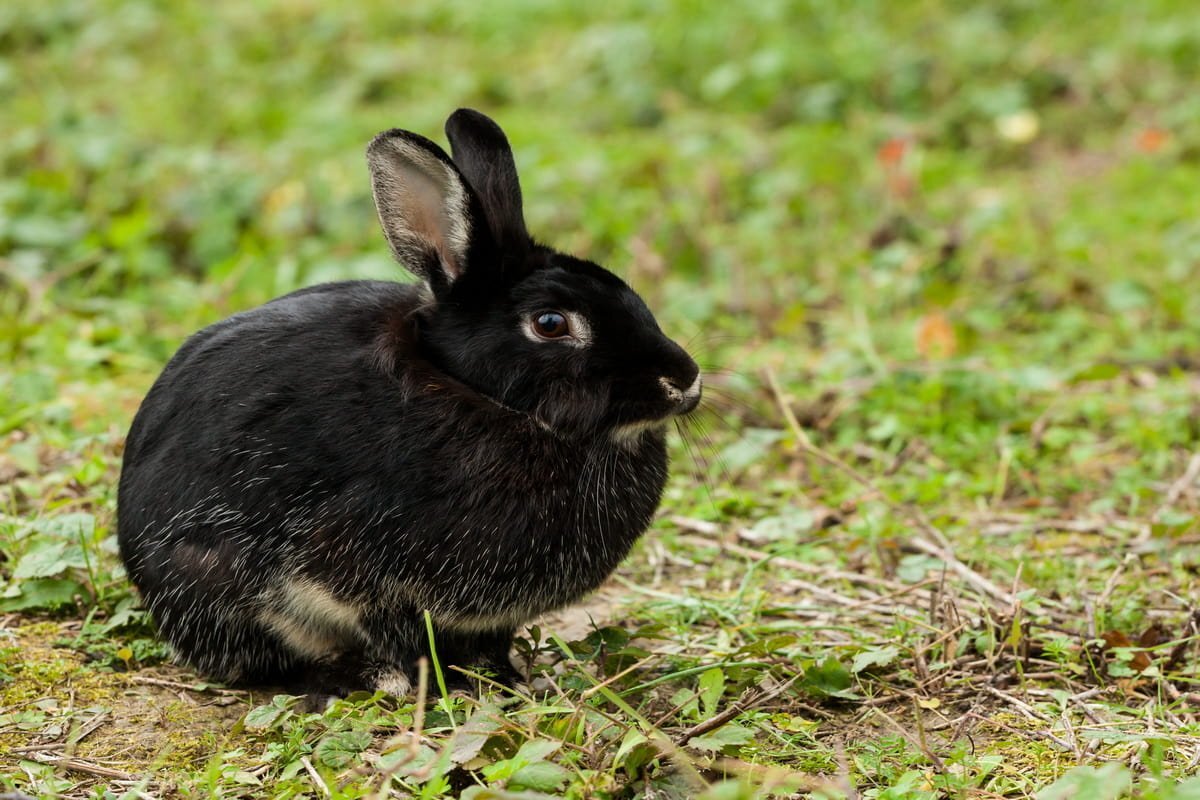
[672,417,725,513]
[684,331,755,350]
[691,419,741,489]
[673,411,741,492]
[693,388,770,424]
[697,365,756,381]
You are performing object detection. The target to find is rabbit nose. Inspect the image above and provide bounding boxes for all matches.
[660,374,703,413]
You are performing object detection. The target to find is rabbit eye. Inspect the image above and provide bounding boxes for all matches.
[531,311,571,340]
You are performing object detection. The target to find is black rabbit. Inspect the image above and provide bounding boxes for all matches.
[117,109,701,697]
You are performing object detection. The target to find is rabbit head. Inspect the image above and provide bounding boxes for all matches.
[367,109,701,441]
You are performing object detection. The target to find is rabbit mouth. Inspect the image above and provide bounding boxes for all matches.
[610,374,702,446]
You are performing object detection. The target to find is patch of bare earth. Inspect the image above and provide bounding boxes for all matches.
[0,589,634,796]
[1,618,269,795]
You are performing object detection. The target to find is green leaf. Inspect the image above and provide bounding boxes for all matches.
[746,510,815,541]
[242,705,285,730]
[483,739,562,783]
[802,657,857,699]
[314,729,372,769]
[716,428,785,474]
[30,513,97,541]
[242,696,297,730]
[460,787,561,800]
[12,540,87,579]
[698,780,759,800]
[872,769,936,799]
[1162,778,1200,800]
[736,634,799,657]
[450,704,505,765]
[851,645,901,674]
[509,761,571,792]
[688,723,755,754]
[1080,730,1173,746]
[377,743,438,779]
[99,595,146,633]
[614,729,657,775]
[1037,764,1130,800]
[1068,362,1122,383]
[698,667,725,717]
[0,578,84,611]
[513,738,560,764]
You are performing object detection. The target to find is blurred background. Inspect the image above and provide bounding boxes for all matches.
[3,0,1200,514]
[4,3,1200,793]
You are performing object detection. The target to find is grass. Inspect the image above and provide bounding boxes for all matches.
[2,0,1200,797]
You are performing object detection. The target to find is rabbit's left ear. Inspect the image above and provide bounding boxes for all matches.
[445,109,530,256]
[367,129,479,294]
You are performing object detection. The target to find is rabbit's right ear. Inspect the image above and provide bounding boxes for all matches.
[367,130,479,293]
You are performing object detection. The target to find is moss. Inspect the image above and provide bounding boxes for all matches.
[0,623,104,758]
[0,620,254,779]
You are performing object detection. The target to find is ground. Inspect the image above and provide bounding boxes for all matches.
[2,1,1200,798]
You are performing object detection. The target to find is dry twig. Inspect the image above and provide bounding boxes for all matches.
[675,675,799,747]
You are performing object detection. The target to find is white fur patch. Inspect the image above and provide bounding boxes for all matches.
[373,669,412,697]
[610,419,666,449]
[610,373,701,447]
[658,374,702,405]
[562,311,592,346]
[259,579,364,659]
[658,376,681,403]
[281,579,363,630]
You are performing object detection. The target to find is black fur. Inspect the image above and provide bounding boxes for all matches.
[445,108,529,258]
[117,109,700,695]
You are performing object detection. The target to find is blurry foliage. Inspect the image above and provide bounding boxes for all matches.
[3,2,1200,795]
[3,1,1200,391]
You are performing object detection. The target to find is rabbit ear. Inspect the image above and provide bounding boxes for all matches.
[367,129,477,291]
[444,109,530,255]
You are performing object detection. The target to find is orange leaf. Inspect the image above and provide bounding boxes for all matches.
[1101,630,1153,672]
[915,312,956,359]
[1137,623,1170,649]
[877,138,907,167]
[1101,630,1132,649]
[1136,127,1169,153]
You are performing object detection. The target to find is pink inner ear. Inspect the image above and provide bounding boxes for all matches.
[385,159,463,280]
[370,136,472,283]
[403,173,462,280]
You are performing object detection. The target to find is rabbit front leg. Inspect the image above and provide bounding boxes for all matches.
[362,618,522,694]
[433,626,523,690]
[352,604,429,696]
[294,608,521,701]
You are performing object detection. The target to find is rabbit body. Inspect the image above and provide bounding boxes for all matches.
[118,110,699,695]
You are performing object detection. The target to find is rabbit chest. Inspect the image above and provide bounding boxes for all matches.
[294,401,672,631]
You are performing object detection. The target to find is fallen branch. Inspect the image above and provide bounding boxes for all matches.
[301,756,331,799]
[1155,451,1200,522]
[29,753,135,781]
[676,675,799,747]
[128,675,246,696]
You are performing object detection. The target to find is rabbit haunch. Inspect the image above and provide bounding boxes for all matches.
[117,109,699,696]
